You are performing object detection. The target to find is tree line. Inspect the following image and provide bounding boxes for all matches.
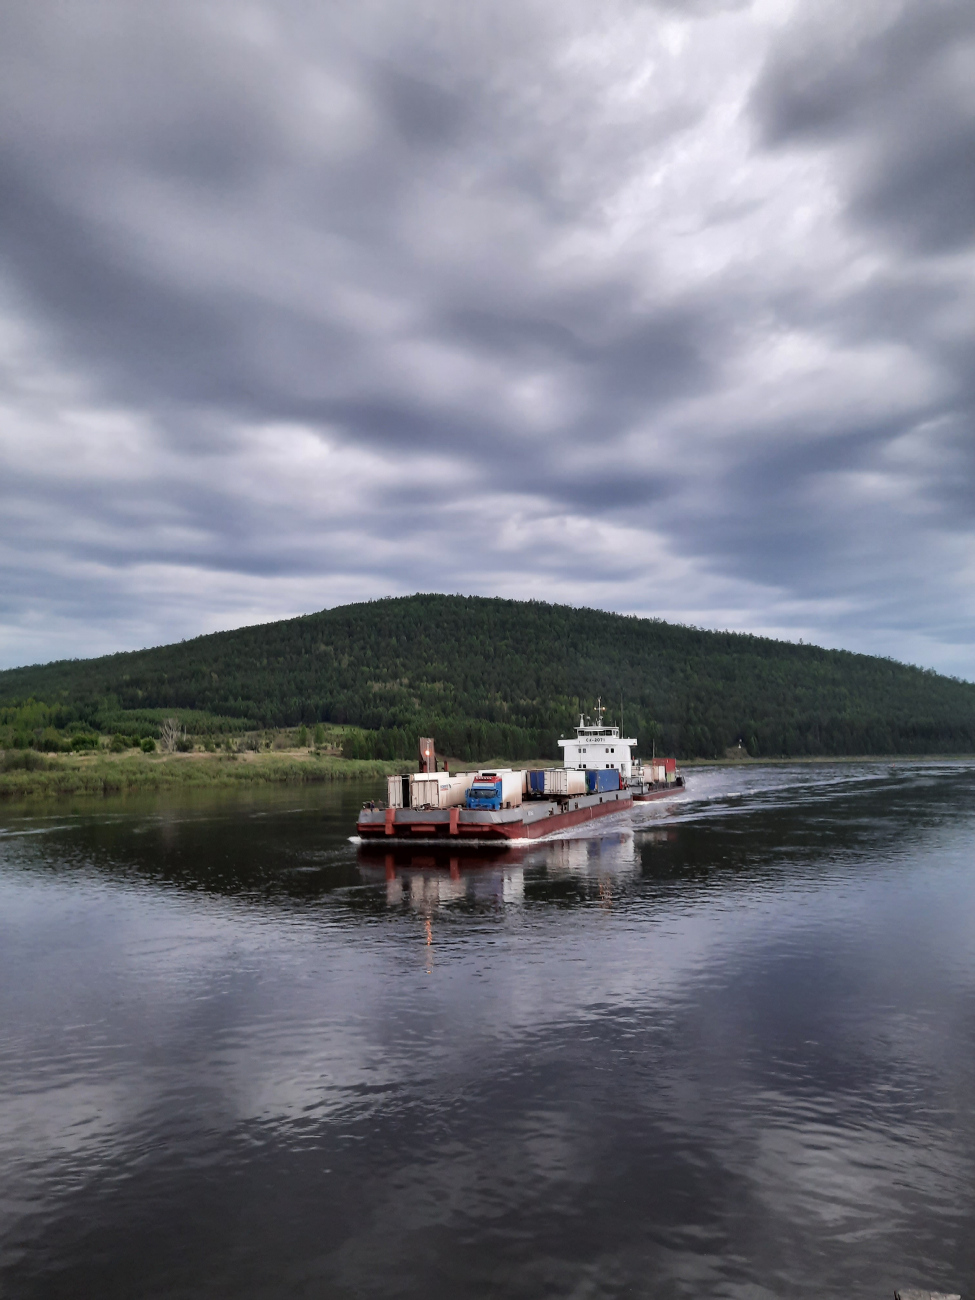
[1,594,974,760]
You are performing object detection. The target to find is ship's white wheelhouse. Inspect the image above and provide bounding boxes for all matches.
[559,715,636,779]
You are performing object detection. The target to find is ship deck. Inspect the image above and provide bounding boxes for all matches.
[357,788,634,841]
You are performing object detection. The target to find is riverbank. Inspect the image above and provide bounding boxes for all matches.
[0,748,404,800]
[4,747,969,802]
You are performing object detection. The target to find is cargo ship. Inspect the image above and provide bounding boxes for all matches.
[356,707,684,842]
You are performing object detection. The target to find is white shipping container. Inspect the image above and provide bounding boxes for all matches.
[411,772,474,809]
[387,774,407,808]
[541,769,587,797]
[448,773,476,804]
[498,770,523,808]
[543,768,567,796]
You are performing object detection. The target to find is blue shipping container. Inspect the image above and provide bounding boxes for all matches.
[527,770,546,794]
[586,769,620,793]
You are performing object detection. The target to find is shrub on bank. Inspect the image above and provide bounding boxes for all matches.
[70,733,100,751]
[2,749,53,772]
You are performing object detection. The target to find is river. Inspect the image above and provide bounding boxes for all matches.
[1,761,973,1298]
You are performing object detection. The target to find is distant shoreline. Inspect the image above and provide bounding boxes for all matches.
[1,747,971,804]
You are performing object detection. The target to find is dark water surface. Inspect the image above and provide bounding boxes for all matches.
[2,763,974,1299]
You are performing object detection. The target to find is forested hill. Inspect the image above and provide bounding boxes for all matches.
[1,594,973,761]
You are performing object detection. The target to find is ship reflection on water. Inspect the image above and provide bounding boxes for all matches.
[357,842,529,909]
[355,830,646,911]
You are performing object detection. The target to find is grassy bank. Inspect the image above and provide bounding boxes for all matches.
[6,747,965,803]
[0,747,547,803]
[0,749,404,801]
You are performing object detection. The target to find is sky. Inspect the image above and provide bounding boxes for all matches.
[1,0,973,678]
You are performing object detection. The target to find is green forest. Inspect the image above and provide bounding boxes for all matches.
[1,594,973,761]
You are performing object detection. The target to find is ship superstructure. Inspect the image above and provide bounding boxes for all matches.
[559,702,636,779]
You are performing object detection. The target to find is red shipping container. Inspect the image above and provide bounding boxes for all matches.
[664,757,677,772]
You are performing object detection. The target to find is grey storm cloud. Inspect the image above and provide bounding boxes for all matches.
[0,0,973,675]
[754,0,975,252]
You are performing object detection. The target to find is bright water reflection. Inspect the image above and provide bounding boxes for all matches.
[1,763,974,1299]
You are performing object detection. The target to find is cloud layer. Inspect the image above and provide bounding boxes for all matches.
[1,0,973,674]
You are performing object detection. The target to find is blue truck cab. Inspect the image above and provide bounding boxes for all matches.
[466,777,502,810]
